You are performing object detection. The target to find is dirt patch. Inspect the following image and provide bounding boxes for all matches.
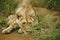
[0,29,35,40]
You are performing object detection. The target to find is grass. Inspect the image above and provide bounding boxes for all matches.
[0,16,7,27]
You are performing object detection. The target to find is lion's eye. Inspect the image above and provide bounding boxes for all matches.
[22,22,26,24]
[29,22,32,24]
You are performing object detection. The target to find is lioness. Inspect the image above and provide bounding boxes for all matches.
[2,4,60,34]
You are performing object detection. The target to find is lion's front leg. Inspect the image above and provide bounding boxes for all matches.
[2,21,16,34]
[2,26,13,34]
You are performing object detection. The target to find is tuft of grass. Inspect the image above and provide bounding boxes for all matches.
[0,16,7,27]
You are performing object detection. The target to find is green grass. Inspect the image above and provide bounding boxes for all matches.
[0,16,7,27]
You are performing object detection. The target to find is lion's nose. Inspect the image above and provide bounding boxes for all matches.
[25,26,30,29]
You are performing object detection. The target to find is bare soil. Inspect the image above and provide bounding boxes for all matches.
[0,29,35,40]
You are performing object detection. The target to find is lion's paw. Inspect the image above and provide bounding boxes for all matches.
[18,29,27,34]
[2,29,11,34]
[18,29,23,34]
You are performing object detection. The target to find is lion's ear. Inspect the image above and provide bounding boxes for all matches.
[15,7,26,17]
[15,7,23,13]
[29,9,35,16]
[28,6,34,16]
